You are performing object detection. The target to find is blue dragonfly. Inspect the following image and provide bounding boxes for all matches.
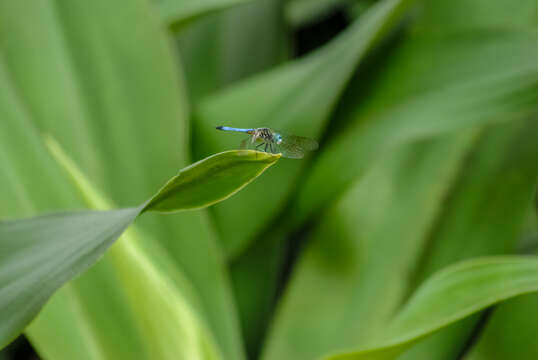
[216,126,318,159]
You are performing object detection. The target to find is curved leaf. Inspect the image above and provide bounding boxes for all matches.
[145,150,280,212]
[40,138,253,360]
[464,293,538,360]
[0,208,141,350]
[0,148,279,350]
[394,120,538,360]
[261,133,479,360]
[263,117,538,360]
[328,256,538,360]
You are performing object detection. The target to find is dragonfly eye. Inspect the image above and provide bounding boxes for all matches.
[275,134,283,144]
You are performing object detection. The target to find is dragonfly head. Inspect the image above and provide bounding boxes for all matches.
[274,133,283,145]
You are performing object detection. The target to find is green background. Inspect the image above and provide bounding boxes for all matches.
[1,0,537,359]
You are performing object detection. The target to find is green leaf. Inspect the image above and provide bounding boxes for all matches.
[385,2,538,357]
[327,256,538,360]
[0,0,192,196]
[195,0,416,257]
[394,120,538,360]
[177,0,288,102]
[0,208,140,350]
[263,117,538,360]
[106,229,225,360]
[0,146,279,351]
[262,133,478,360]
[155,0,253,29]
[290,28,538,229]
[37,138,257,360]
[464,293,538,360]
[145,151,280,212]
[262,3,538,357]
[463,222,538,360]
[0,0,250,358]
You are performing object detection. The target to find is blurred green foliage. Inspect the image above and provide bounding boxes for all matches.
[1,0,538,359]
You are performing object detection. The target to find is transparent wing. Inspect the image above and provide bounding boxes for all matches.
[277,142,305,159]
[280,134,319,151]
[240,136,265,151]
[277,134,319,159]
[239,137,249,149]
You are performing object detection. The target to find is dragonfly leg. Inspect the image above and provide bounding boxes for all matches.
[256,142,265,150]
[264,143,268,152]
[270,143,274,153]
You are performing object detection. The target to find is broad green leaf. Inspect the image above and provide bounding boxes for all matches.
[109,234,224,360]
[38,139,239,360]
[0,0,247,358]
[462,221,538,360]
[16,138,224,360]
[289,28,538,229]
[1,53,128,358]
[464,294,538,360]
[0,208,140,351]
[107,228,225,360]
[0,63,82,218]
[28,262,148,360]
[177,0,288,102]
[407,121,538,287]
[195,0,416,257]
[262,133,478,360]
[0,145,279,352]
[155,0,252,29]
[328,257,538,360]
[389,2,538,358]
[394,119,538,360]
[263,118,538,360]
[0,0,191,195]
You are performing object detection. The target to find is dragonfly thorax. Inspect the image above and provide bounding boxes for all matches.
[253,128,275,143]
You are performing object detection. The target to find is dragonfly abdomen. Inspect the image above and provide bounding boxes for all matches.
[216,126,255,133]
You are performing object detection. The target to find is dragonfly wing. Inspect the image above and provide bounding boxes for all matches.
[240,138,249,149]
[277,141,305,159]
[280,134,319,151]
[277,134,318,158]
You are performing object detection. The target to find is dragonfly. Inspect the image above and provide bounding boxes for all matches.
[216,126,318,159]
